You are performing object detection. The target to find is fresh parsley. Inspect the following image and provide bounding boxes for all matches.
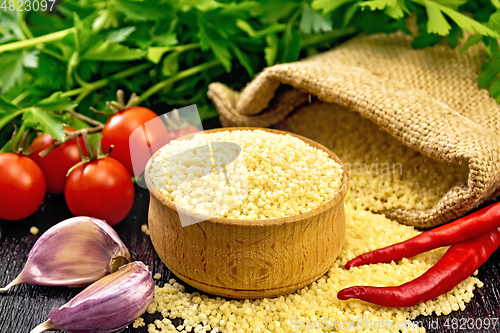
[0,0,498,150]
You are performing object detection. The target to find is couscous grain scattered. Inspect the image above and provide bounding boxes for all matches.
[30,226,39,235]
[141,224,150,236]
[143,207,481,332]
[143,120,480,332]
[132,317,145,328]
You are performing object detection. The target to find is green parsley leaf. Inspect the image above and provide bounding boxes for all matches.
[162,51,180,77]
[424,1,452,35]
[251,0,302,23]
[264,34,279,66]
[280,28,301,63]
[106,27,137,43]
[312,0,355,15]
[0,12,24,43]
[231,45,255,77]
[411,33,443,48]
[489,74,500,97]
[0,50,39,93]
[342,4,360,28]
[299,5,333,34]
[147,47,171,64]
[447,23,463,48]
[22,109,66,142]
[413,0,499,37]
[384,0,410,19]
[0,97,22,133]
[198,22,233,72]
[82,41,146,61]
[113,0,173,21]
[460,34,483,53]
[93,9,120,32]
[32,92,78,112]
[479,59,500,89]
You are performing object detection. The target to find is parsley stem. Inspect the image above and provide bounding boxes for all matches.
[38,47,66,61]
[61,63,152,98]
[172,43,201,52]
[60,87,86,98]
[0,28,74,54]
[299,27,357,49]
[20,14,34,40]
[136,58,221,105]
[17,14,66,62]
[12,91,31,106]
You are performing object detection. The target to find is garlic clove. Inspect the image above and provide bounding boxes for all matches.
[0,217,130,291]
[30,261,155,333]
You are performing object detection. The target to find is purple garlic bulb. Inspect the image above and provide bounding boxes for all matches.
[30,261,155,333]
[1,216,130,291]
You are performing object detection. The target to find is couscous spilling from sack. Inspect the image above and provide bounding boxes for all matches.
[140,111,482,333]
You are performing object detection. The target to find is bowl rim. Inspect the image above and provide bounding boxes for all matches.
[144,127,350,227]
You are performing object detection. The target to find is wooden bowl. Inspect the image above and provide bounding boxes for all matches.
[145,128,349,299]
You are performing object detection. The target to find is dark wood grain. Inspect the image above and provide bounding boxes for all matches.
[1,122,500,332]
[2,188,500,333]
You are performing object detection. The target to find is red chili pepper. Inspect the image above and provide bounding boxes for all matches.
[337,227,500,307]
[345,201,500,269]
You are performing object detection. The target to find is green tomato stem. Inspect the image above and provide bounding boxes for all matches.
[0,28,74,54]
[136,58,221,104]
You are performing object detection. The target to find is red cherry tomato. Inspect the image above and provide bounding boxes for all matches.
[101,106,169,176]
[29,129,87,194]
[169,125,200,141]
[0,153,46,220]
[64,157,135,225]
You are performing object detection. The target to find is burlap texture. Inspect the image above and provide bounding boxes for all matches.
[207,31,500,228]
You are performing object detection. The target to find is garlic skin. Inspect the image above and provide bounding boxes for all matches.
[0,217,130,291]
[31,261,155,333]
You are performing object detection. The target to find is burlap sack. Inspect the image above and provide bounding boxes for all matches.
[207,31,500,228]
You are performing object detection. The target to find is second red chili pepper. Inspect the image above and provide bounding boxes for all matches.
[345,201,500,269]
[337,226,500,307]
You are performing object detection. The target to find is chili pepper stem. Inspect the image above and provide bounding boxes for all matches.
[30,319,57,333]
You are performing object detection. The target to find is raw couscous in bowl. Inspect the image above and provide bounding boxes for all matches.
[145,128,349,299]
